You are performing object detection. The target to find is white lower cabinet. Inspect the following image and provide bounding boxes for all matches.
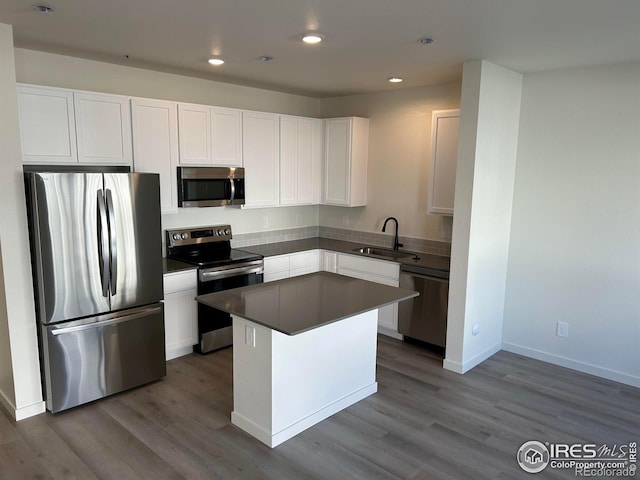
[264,255,290,283]
[336,253,402,339]
[321,250,337,273]
[264,249,401,337]
[163,269,197,360]
[263,250,320,282]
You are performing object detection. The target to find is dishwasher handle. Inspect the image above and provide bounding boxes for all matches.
[400,266,449,281]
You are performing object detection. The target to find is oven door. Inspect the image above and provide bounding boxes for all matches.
[196,261,263,353]
[177,167,245,207]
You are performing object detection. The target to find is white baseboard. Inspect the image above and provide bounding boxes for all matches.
[165,345,193,361]
[378,327,403,341]
[443,341,502,374]
[0,389,45,421]
[232,382,378,448]
[15,401,46,421]
[502,342,640,388]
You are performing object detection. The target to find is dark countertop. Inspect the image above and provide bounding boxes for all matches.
[163,258,197,274]
[196,271,419,335]
[163,237,450,275]
[241,237,450,274]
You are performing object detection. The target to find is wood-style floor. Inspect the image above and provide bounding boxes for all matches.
[1,337,638,480]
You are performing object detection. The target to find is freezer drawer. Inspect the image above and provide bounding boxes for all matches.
[42,304,166,413]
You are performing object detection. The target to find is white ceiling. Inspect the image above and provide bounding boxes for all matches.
[1,0,639,98]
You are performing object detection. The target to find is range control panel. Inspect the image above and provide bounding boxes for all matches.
[166,224,232,247]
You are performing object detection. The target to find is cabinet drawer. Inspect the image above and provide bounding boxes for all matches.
[265,270,289,283]
[337,253,399,279]
[163,270,197,294]
[289,250,319,269]
[290,265,318,278]
[264,255,290,273]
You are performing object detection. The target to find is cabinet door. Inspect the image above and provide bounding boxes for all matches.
[323,117,368,207]
[164,288,197,360]
[17,85,77,164]
[242,111,280,208]
[296,118,322,205]
[428,109,460,215]
[279,116,297,205]
[264,255,290,283]
[163,270,198,360]
[289,250,320,277]
[323,118,351,205]
[321,250,337,273]
[211,107,243,166]
[74,92,132,165]
[280,116,322,206]
[131,98,179,213]
[178,103,211,165]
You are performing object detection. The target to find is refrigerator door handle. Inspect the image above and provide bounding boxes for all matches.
[97,190,110,297]
[105,189,118,296]
[50,305,163,336]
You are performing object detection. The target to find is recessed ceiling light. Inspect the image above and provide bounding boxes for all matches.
[388,77,403,83]
[418,37,435,46]
[301,34,324,44]
[32,5,53,14]
[208,58,225,66]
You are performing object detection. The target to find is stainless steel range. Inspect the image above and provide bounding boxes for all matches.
[165,225,263,353]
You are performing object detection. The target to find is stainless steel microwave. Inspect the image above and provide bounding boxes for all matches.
[177,167,245,207]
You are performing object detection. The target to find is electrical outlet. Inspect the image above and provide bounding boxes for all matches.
[342,215,349,226]
[295,214,303,226]
[472,322,480,336]
[245,325,256,347]
[557,321,569,338]
[262,216,269,229]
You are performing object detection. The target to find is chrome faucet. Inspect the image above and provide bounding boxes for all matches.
[382,217,403,250]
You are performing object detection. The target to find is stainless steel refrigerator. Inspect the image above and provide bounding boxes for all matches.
[24,168,166,413]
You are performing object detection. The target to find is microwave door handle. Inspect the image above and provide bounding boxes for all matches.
[228,176,235,202]
[105,189,118,296]
[97,190,110,297]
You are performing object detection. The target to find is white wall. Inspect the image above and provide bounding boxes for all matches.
[0,24,45,420]
[320,83,461,241]
[14,49,322,116]
[503,63,640,387]
[445,61,522,374]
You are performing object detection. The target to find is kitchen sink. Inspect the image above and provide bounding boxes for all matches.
[352,246,418,260]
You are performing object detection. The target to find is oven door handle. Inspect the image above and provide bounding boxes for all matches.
[199,265,264,282]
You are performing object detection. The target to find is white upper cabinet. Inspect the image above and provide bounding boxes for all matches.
[74,92,132,165]
[323,117,369,207]
[280,115,322,206]
[131,98,179,213]
[177,103,211,165]
[428,109,460,215]
[17,85,77,164]
[17,85,132,166]
[242,111,280,208]
[177,103,243,166]
[211,107,242,166]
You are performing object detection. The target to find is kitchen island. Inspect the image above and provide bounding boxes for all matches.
[196,271,418,447]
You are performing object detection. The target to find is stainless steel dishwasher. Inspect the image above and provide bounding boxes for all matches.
[398,262,449,348]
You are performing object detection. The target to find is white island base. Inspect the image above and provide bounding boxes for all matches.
[231,309,379,448]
